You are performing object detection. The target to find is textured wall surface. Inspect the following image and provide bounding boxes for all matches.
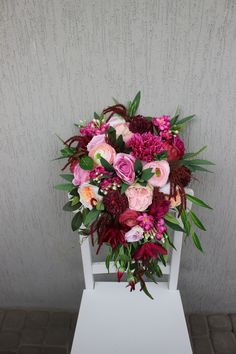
[0,0,236,312]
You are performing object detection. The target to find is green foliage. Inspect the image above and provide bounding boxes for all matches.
[128,91,141,116]
[84,208,100,227]
[100,157,114,172]
[192,231,203,252]
[60,174,74,182]
[71,212,83,231]
[79,156,94,170]
[54,183,74,192]
[186,194,213,210]
[134,158,143,175]
[140,168,154,181]
[63,201,81,212]
[189,211,206,231]
[121,183,129,194]
[107,126,116,146]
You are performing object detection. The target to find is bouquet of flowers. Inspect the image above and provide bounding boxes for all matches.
[55,92,213,298]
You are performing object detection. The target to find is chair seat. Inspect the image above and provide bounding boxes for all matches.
[71,282,192,354]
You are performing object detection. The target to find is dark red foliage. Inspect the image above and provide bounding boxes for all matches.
[103,104,128,122]
[129,115,153,134]
[103,190,129,217]
[133,242,167,261]
[98,225,126,251]
[149,188,170,218]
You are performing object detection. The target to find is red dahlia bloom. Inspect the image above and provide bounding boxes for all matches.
[129,115,153,134]
[103,190,129,216]
[133,242,167,261]
[163,136,185,161]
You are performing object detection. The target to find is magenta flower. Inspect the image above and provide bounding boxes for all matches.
[72,164,90,186]
[153,115,171,131]
[137,213,154,231]
[155,218,167,240]
[113,153,135,184]
[80,122,109,137]
[127,132,165,162]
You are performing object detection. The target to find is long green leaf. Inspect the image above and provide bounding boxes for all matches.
[164,213,180,225]
[186,194,213,210]
[176,115,195,125]
[128,91,141,116]
[184,146,207,159]
[165,219,185,232]
[60,174,74,182]
[192,231,203,252]
[186,159,215,165]
[189,211,206,231]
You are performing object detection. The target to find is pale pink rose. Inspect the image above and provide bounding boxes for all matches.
[160,183,181,208]
[87,134,105,152]
[143,160,170,187]
[78,182,103,210]
[72,164,90,186]
[125,225,144,243]
[89,143,116,165]
[113,153,135,184]
[125,183,153,211]
[115,123,133,143]
[109,115,126,127]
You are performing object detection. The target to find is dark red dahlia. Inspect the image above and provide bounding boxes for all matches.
[149,188,170,218]
[103,190,129,216]
[133,242,167,261]
[129,115,153,134]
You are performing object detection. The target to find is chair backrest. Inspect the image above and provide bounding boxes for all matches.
[80,188,194,291]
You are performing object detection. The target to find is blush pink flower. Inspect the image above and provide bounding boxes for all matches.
[72,163,90,186]
[89,143,116,165]
[113,153,135,184]
[78,182,102,210]
[125,225,144,243]
[143,160,170,187]
[115,123,133,143]
[127,132,165,162]
[108,115,126,127]
[125,183,153,212]
[87,134,105,152]
[137,213,154,231]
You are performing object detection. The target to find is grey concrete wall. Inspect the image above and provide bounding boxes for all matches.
[0,0,235,313]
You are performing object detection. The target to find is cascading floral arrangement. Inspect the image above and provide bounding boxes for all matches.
[55,92,213,298]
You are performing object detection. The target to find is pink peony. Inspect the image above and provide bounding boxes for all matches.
[127,132,165,162]
[87,134,105,152]
[125,225,144,243]
[143,160,170,187]
[89,143,116,165]
[115,123,133,143]
[113,153,135,184]
[125,183,153,211]
[163,136,185,161]
[119,209,139,227]
[72,163,90,186]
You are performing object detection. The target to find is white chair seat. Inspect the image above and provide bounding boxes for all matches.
[71,282,192,354]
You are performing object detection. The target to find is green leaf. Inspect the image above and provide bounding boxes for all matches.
[128,91,141,116]
[116,134,125,151]
[121,183,129,194]
[134,158,143,175]
[107,126,117,145]
[184,146,207,159]
[71,196,80,206]
[186,194,213,210]
[189,211,206,231]
[185,159,215,165]
[141,168,154,181]
[100,157,114,172]
[141,283,154,300]
[94,112,100,120]
[180,209,191,236]
[176,115,195,125]
[60,174,74,182]
[69,188,79,196]
[54,183,74,192]
[84,208,100,227]
[165,219,185,232]
[71,212,83,231]
[186,165,213,173]
[164,213,180,225]
[105,254,112,272]
[79,156,94,170]
[96,202,105,211]
[63,201,81,212]
[112,97,120,104]
[60,146,76,157]
[192,231,203,252]
[154,151,168,160]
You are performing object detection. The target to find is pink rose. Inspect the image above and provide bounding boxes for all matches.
[89,143,116,165]
[113,153,135,184]
[115,123,133,143]
[125,183,153,211]
[143,160,170,187]
[119,209,139,227]
[78,182,103,210]
[109,115,126,127]
[125,225,144,243]
[72,163,90,186]
[87,134,105,152]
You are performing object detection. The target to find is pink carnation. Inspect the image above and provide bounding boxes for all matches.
[127,132,165,162]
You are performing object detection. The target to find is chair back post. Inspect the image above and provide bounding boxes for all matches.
[168,228,184,290]
[80,235,94,289]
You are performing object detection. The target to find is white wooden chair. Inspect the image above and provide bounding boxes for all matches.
[71,189,194,354]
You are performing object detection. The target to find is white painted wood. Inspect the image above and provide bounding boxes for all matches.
[80,235,94,289]
[71,283,192,354]
[92,261,170,275]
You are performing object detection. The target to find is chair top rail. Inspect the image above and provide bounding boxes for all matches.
[92,261,170,275]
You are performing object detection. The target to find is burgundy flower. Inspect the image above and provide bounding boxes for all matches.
[163,136,185,161]
[119,209,139,227]
[127,132,165,162]
[149,188,170,218]
[103,190,129,216]
[129,115,153,134]
[98,226,126,250]
[133,242,167,261]
[169,165,191,187]
[117,270,124,282]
